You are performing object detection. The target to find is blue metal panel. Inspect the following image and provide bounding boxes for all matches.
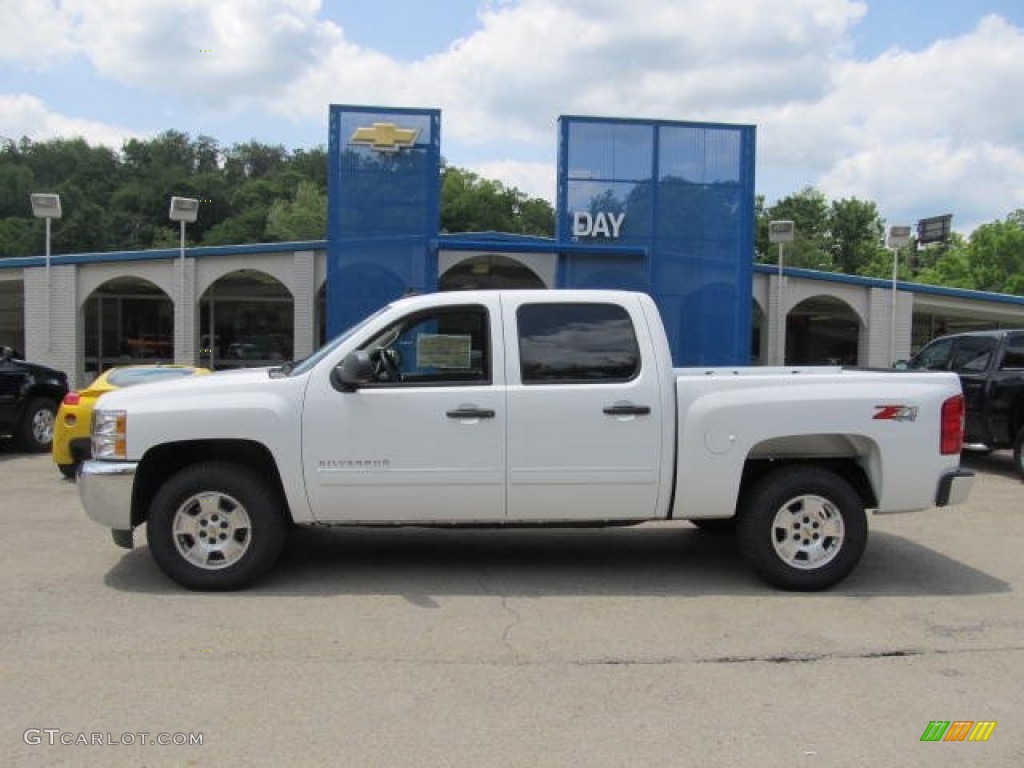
[327,105,440,336]
[557,115,755,365]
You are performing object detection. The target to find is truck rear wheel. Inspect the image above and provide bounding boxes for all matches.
[146,462,287,591]
[737,465,867,591]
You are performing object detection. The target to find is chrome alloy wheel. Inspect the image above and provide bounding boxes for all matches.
[32,407,54,444]
[172,491,252,570]
[770,494,845,570]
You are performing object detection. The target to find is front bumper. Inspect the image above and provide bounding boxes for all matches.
[936,468,974,507]
[79,460,138,533]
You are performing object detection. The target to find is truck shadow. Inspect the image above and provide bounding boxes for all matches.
[104,524,1008,598]
[961,450,1021,481]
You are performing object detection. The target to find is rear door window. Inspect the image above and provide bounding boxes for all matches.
[951,337,997,373]
[517,303,640,384]
[999,334,1024,370]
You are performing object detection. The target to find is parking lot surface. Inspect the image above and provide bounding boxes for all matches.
[1,445,1022,767]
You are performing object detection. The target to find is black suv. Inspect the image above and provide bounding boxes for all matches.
[908,330,1024,478]
[0,346,70,452]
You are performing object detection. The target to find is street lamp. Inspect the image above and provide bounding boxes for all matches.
[169,197,199,363]
[30,193,62,353]
[168,196,199,249]
[887,225,912,365]
[769,220,795,365]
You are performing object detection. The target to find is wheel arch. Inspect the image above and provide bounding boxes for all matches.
[740,433,880,512]
[132,439,292,528]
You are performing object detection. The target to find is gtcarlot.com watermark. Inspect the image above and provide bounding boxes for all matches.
[24,729,203,747]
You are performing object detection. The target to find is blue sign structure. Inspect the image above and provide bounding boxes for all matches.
[327,105,755,365]
[558,116,756,365]
[327,106,441,334]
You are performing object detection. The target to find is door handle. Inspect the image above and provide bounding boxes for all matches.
[446,407,496,419]
[603,404,651,416]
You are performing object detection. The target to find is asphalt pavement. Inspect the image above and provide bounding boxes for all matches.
[1,444,1022,767]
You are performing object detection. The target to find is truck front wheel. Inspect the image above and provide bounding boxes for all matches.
[738,466,867,591]
[146,462,287,591]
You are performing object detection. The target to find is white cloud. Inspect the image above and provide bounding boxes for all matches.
[276,1,1024,228]
[0,0,77,67]
[59,0,342,110]
[794,15,1024,229]
[0,93,139,147]
[470,159,555,202]
[3,1,1022,231]
[279,0,866,143]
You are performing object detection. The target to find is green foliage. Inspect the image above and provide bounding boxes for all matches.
[0,132,329,256]
[0,134,1019,297]
[756,187,831,269]
[830,197,885,275]
[266,181,326,241]
[441,165,553,236]
[962,213,1024,293]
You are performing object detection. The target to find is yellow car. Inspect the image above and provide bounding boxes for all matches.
[53,364,210,478]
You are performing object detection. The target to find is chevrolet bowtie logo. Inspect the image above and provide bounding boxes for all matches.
[349,123,420,152]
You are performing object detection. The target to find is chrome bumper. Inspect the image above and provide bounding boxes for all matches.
[936,469,974,507]
[79,460,138,534]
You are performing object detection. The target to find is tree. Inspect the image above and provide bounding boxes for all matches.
[914,245,974,289]
[757,187,830,269]
[266,181,326,241]
[829,197,885,275]
[964,213,1024,294]
[441,165,553,236]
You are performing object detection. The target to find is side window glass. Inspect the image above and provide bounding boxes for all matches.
[517,303,640,384]
[359,306,489,386]
[911,338,953,370]
[999,335,1024,370]
[951,337,996,373]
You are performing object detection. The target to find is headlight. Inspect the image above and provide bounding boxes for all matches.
[92,410,127,459]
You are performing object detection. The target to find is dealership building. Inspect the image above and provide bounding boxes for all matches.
[2,105,1023,387]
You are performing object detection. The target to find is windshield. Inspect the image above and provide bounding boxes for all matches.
[286,305,391,377]
[106,367,200,387]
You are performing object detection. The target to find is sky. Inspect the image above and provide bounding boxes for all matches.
[2,0,1023,235]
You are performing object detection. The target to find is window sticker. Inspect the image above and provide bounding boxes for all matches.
[417,334,472,369]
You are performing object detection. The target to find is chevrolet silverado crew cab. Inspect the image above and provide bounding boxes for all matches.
[78,290,973,592]
[906,329,1024,478]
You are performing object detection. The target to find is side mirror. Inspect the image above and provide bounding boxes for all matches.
[892,360,909,371]
[333,350,375,391]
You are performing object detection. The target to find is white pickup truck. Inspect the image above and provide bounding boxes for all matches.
[79,290,973,591]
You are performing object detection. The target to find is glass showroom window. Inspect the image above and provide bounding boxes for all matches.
[199,271,294,370]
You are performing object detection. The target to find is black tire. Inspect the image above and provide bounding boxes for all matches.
[146,462,287,591]
[737,465,867,591]
[690,518,737,534]
[17,398,57,452]
[58,462,79,480]
[1013,427,1024,481]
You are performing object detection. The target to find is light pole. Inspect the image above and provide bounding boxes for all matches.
[769,220,795,365]
[887,224,912,365]
[30,193,62,353]
[169,197,199,363]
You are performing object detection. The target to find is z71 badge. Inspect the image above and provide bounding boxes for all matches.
[873,404,919,422]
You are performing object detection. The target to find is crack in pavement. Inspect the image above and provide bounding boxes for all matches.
[498,595,522,653]
[585,644,1024,667]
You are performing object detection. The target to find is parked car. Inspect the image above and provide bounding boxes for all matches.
[0,346,69,452]
[907,329,1024,478]
[52,364,210,478]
